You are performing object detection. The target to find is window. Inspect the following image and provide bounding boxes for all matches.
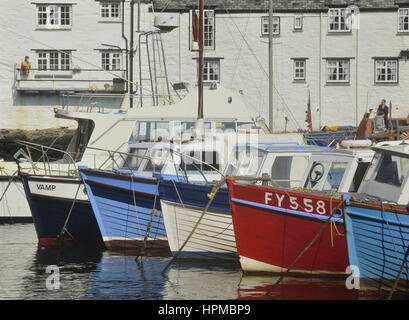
[261,16,280,35]
[36,51,71,70]
[398,8,409,32]
[101,51,122,71]
[294,14,303,30]
[36,5,71,29]
[203,59,220,83]
[375,59,398,83]
[190,10,215,50]
[375,154,409,186]
[294,60,306,80]
[322,162,348,191]
[327,59,350,83]
[328,8,350,32]
[100,2,121,21]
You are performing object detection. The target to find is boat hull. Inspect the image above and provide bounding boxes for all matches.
[80,168,170,256]
[159,179,237,261]
[227,179,348,275]
[344,197,409,292]
[20,174,104,249]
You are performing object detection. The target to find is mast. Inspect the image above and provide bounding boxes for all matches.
[198,0,204,120]
[268,0,274,132]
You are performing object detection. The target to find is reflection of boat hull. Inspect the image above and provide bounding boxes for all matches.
[20,174,104,249]
[344,196,409,293]
[238,276,359,300]
[80,168,171,256]
[228,179,348,275]
[159,180,237,261]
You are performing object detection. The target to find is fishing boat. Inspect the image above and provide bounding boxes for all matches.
[159,143,327,261]
[343,142,409,294]
[227,144,376,275]
[78,133,238,255]
[18,83,273,248]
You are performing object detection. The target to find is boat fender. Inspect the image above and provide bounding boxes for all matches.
[339,139,373,149]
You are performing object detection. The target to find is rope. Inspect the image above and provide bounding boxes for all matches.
[265,200,344,298]
[57,182,81,241]
[161,175,271,275]
[161,176,228,275]
[136,179,160,260]
[130,173,143,239]
[0,170,18,204]
[387,244,409,300]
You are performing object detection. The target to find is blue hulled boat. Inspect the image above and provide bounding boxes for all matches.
[79,167,170,256]
[343,142,409,294]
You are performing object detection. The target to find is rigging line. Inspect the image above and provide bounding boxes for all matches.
[219,2,301,130]
[0,22,172,105]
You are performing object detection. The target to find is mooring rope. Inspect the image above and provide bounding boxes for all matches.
[57,182,82,241]
[265,200,344,298]
[136,179,160,260]
[0,170,18,204]
[388,244,409,300]
[161,175,271,275]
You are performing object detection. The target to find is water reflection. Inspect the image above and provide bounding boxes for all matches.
[1,224,406,300]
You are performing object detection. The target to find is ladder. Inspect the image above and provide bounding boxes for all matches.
[138,31,173,107]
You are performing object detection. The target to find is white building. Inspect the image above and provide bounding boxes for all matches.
[0,0,156,130]
[1,0,409,133]
[153,0,409,132]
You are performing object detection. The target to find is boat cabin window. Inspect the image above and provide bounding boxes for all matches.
[322,162,348,191]
[181,151,220,172]
[216,122,236,133]
[121,148,148,170]
[225,148,265,176]
[237,122,259,133]
[271,155,309,188]
[348,162,370,192]
[143,148,170,173]
[374,154,409,186]
[130,121,170,142]
[173,121,212,139]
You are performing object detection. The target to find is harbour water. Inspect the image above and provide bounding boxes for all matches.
[0,223,405,301]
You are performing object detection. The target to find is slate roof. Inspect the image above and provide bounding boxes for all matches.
[151,0,409,12]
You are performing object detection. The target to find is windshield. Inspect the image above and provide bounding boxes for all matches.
[225,147,265,177]
[374,153,409,186]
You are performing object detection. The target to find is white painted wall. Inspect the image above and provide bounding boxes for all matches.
[1,2,409,132]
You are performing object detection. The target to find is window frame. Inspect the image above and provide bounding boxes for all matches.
[190,9,215,51]
[261,16,280,36]
[328,8,351,33]
[294,14,303,31]
[326,59,350,83]
[293,59,306,81]
[35,50,72,71]
[202,58,221,83]
[101,50,122,71]
[99,2,121,22]
[36,4,72,29]
[374,59,399,84]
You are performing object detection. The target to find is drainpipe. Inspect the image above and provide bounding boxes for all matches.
[121,0,129,94]
[130,0,135,108]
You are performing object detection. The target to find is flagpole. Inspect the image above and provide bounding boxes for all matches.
[268,0,274,133]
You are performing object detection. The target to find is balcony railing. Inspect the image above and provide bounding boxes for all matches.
[16,66,127,95]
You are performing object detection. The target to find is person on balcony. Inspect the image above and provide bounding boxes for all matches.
[21,56,31,76]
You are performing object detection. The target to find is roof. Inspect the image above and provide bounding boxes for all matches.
[152,0,406,12]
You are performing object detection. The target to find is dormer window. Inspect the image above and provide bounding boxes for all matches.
[328,8,350,32]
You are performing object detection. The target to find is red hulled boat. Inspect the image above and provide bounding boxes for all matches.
[227,179,348,276]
